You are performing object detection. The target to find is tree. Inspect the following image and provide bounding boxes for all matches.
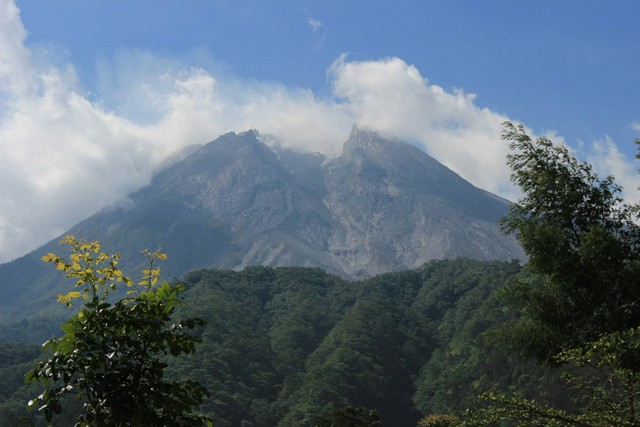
[470,327,640,426]
[498,122,640,362]
[467,123,640,424]
[417,414,460,427]
[26,236,212,426]
[313,406,382,427]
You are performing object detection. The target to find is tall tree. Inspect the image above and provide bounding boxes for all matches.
[26,236,212,426]
[468,123,640,425]
[498,122,640,362]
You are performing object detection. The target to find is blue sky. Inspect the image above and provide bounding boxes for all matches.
[18,0,640,146]
[1,0,640,262]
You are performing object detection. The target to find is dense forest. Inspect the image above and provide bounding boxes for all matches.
[1,258,563,426]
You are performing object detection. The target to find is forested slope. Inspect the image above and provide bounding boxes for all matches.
[1,259,562,426]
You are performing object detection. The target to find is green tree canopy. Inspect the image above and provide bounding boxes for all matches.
[499,122,640,362]
[26,236,212,426]
[470,123,640,425]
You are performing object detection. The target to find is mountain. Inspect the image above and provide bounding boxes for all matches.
[0,127,524,318]
[323,128,523,277]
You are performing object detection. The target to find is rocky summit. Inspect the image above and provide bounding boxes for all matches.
[0,127,524,316]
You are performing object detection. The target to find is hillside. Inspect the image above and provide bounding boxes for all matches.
[1,259,569,427]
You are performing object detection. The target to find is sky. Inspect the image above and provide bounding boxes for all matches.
[1,0,640,263]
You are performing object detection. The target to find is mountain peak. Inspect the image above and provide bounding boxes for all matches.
[0,129,525,316]
[343,126,395,157]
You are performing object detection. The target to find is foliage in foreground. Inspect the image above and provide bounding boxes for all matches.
[498,122,640,362]
[469,123,640,425]
[26,236,212,426]
[471,327,640,426]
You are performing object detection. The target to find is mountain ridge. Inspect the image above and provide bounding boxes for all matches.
[0,127,525,317]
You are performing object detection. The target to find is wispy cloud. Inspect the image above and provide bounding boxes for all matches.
[1,0,638,263]
[308,17,323,32]
[308,17,327,50]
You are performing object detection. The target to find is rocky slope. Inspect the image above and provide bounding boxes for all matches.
[0,127,525,316]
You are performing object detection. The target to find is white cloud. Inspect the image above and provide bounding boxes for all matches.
[0,1,226,262]
[0,0,30,97]
[2,0,639,263]
[329,55,517,199]
[0,2,352,262]
[586,137,640,205]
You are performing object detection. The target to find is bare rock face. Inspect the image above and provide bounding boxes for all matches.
[82,126,523,279]
[0,127,525,315]
[322,127,524,277]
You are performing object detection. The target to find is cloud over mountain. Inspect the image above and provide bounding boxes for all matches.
[0,0,638,263]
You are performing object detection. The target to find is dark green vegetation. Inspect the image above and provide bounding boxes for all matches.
[467,123,640,425]
[498,122,640,362]
[0,343,42,426]
[2,258,537,426]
